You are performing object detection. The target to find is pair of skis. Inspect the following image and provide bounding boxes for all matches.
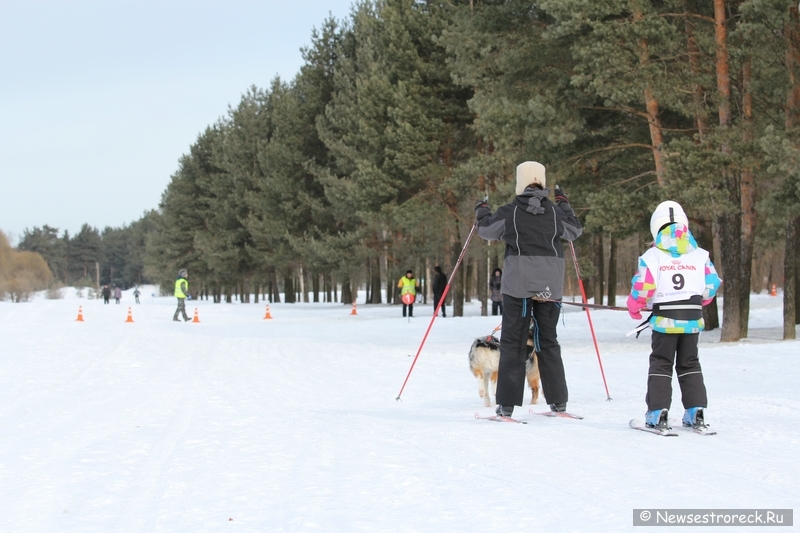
[629,419,716,437]
[474,408,585,424]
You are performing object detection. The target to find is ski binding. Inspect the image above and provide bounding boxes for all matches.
[629,419,679,436]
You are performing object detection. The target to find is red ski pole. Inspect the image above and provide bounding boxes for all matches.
[568,241,612,401]
[396,222,478,401]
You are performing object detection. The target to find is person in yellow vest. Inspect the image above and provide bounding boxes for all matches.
[173,269,190,322]
[397,270,420,317]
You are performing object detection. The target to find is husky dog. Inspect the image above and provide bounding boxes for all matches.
[468,333,540,407]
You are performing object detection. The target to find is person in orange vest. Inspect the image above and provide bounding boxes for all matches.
[397,270,420,318]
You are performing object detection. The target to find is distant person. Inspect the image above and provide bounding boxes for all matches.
[173,269,190,322]
[490,268,503,316]
[102,285,111,304]
[133,287,141,304]
[114,286,121,304]
[432,265,447,317]
[397,270,419,318]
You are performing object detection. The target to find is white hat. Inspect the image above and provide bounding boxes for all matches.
[650,201,689,239]
[515,161,546,195]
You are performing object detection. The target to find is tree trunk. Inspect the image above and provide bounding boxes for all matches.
[796,227,800,325]
[593,233,604,305]
[784,216,798,339]
[479,246,488,317]
[271,268,281,303]
[370,256,382,304]
[634,8,666,185]
[465,257,474,303]
[607,236,617,307]
[387,264,396,305]
[739,58,756,338]
[451,223,465,317]
[283,268,295,303]
[786,4,800,329]
[342,277,353,305]
[325,271,332,303]
[685,2,709,137]
[714,0,742,342]
[694,219,720,330]
[300,264,309,303]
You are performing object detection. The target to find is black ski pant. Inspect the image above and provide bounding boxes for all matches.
[646,331,707,411]
[491,301,503,316]
[173,298,189,321]
[496,295,568,407]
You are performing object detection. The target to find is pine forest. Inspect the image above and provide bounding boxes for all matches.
[6,0,800,343]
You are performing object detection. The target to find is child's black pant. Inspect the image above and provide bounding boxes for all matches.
[646,332,707,411]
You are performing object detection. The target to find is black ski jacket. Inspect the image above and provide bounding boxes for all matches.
[476,187,582,299]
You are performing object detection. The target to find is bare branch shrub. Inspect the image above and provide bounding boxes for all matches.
[46,282,67,300]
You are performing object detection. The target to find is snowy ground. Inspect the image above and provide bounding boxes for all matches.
[1,289,797,532]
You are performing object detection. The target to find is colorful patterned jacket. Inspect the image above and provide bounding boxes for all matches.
[627,223,722,334]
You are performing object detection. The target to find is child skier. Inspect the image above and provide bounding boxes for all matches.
[627,201,722,431]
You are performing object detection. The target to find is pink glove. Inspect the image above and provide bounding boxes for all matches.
[626,294,643,320]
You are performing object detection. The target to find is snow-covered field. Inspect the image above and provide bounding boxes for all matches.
[1,289,797,532]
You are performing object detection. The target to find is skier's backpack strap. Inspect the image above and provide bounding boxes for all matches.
[625,313,653,338]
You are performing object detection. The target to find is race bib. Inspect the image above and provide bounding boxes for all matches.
[642,248,708,305]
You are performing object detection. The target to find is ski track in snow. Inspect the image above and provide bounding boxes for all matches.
[1,290,798,532]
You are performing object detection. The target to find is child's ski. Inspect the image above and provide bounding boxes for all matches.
[674,422,717,436]
[629,419,679,437]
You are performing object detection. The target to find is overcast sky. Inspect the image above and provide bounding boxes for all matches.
[0,0,355,245]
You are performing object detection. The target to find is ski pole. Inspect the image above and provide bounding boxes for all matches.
[396,222,478,401]
[568,240,612,401]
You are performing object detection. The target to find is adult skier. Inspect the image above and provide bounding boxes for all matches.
[173,269,190,322]
[475,161,583,418]
[626,201,721,431]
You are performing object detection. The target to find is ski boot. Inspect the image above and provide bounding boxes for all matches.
[645,409,670,430]
[550,402,567,413]
[496,405,514,417]
[682,407,707,429]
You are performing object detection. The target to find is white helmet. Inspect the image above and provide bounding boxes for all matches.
[650,201,688,240]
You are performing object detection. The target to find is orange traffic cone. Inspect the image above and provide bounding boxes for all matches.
[76,306,85,322]
[125,307,134,323]
[263,304,273,320]
[770,283,778,296]
[350,300,357,315]
[192,308,200,323]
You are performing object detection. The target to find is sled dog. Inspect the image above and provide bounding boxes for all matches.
[468,332,540,407]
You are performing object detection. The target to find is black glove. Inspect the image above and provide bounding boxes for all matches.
[554,185,568,204]
[474,199,490,212]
